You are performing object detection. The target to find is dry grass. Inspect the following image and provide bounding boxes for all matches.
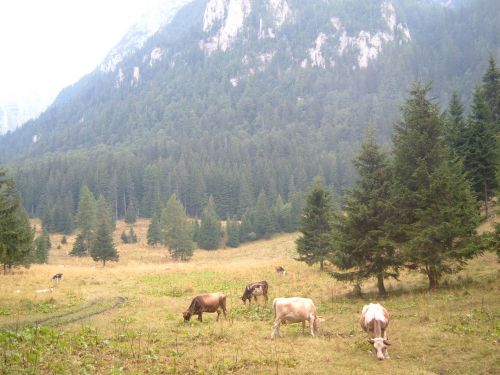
[0,219,499,374]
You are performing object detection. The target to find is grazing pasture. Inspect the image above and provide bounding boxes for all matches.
[0,219,499,374]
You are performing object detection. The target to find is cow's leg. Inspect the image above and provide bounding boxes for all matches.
[271,319,282,339]
[198,313,202,322]
[383,331,390,359]
[302,321,305,334]
[216,309,221,321]
[309,316,315,336]
[223,306,227,319]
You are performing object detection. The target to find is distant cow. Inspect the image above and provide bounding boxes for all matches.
[52,273,63,283]
[360,303,391,360]
[183,292,227,322]
[275,266,286,276]
[241,281,268,305]
[271,297,321,339]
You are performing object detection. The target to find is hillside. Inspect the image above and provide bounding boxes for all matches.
[0,219,499,374]
[0,0,499,219]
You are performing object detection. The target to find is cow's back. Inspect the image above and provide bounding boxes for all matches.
[274,297,316,322]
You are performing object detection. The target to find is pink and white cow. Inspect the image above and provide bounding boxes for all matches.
[271,297,321,339]
[360,303,391,360]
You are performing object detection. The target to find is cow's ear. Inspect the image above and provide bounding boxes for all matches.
[383,340,391,346]
[368,338,375,344]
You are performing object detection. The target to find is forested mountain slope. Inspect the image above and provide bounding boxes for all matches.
[0,0,499,219]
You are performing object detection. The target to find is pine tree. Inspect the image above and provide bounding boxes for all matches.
[462,86,499,218]
[391,82,480,289]
[0,168,34,273]
[296,177,335,271]
[197,196,221,250]
[70,233,87,257]
[90,217,119,266]
[124,202,137,224]
[96,195,115,232]
[34,228,51,264]
[226,216,240,248]
[332,131,399,296]
[482,55,500,129]
[160,194,194,261]
[147,215,162,246]
[76,185,97,250]
[254,190,272,239]
[239,208,256,242]
[445,91,467,159]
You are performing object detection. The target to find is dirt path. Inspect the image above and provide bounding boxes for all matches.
[2,296,126,330]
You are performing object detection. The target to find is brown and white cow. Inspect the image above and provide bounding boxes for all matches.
[275,266,286,276]
[52,273,63,283]
[271,297,321,339]
[360,303,391,360]
[183,292,227,322]
[241,281,269,305]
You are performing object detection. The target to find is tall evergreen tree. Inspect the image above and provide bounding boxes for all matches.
[296,177,335,271]
[482,55,500,128]
[160,194,194,261]
[0,168,34,273]
[445,91,467,159]
[124,202,138,224]
[34,228,51,264]
[391,83,480,289]
[76,185,97,250]
[462,86,498,218]
[226,216,240,248]
[332,131,398,296]
[70,233,87,257]
[90,217,119,266]
[147,214,162,246]
[197,196,221,250]
[253,190,272,239]
[239,208,256,242]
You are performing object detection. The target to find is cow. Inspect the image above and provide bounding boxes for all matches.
[183,292,227,322]
[271,297,321,339]
[52,273,63,283]
[275,266,286,276]
[241,281,269,305]
[360,303,391,360]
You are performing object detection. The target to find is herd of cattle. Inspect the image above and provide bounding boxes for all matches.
[182,274,391,361]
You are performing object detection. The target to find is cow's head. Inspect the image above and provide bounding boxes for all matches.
[182,311,192,321]
[368,338,390,360]
[241,289,251,304]
[313,315,325,333]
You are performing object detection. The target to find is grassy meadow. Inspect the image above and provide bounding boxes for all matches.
[0,218,499,374]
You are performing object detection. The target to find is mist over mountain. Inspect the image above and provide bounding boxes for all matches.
[0,0,498,220]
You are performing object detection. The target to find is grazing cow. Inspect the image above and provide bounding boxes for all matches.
[275,266,286,276]
[241,281,269,305]
[183,292,227,322]
[360,303,391,360]
[271,297,321,339]
[35,287,54,294]
[52,273,63,283]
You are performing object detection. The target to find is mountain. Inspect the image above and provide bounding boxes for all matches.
[0,0,499,220]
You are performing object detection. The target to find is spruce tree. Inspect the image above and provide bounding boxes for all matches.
[239,208,256,242]
[226,216,240,248]
[197,196,221,250]
[482,55,500,128]
[296,177,335,271]
[90,217,119,266]
[76,185,97,250]
[160,194,194,261]
[391,82,480,289]
[445,91,467,159]
[462,86,499,218]
[147,214,162,246]
[34,229,51,264]
[0,168,34,273]
[254,190,272,239]
[70,233,87,257]
[332,131,398,295]
[124,202,137,224]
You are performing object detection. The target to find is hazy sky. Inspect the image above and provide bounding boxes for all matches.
[0,0,168,105]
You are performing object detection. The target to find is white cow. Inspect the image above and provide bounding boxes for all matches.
[360,303,391,360]
[271,297,321,339]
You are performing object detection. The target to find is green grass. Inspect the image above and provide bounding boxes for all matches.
[0,225,499,374]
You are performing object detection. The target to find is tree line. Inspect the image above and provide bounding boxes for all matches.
[297,57,500,294]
